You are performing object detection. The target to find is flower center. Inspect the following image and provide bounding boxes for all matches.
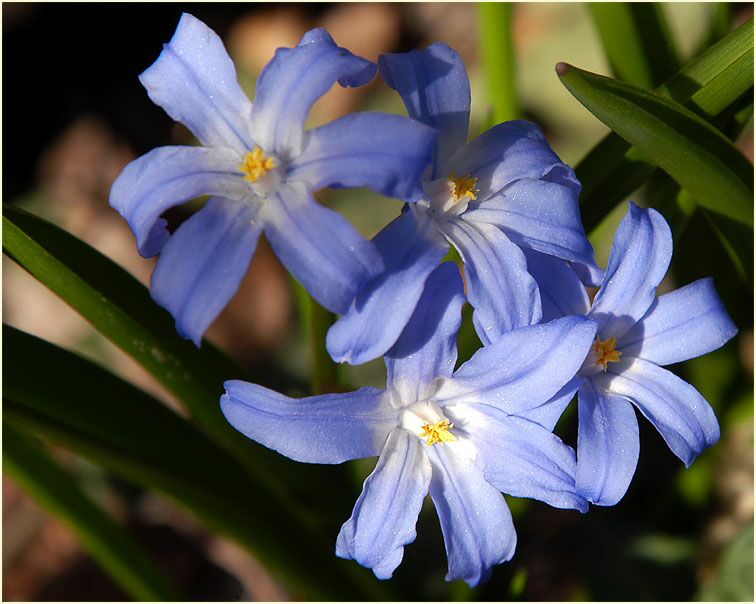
[400,401,458,446]
[240,147,277,183]
[448,173,479,202]
[593,336,622,371]
[424,173,479,218]
[420,419,457,446]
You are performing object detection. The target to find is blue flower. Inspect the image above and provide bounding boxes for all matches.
[527,202,738,506]
[221,263,598,585]
[109,13,436,345]
[326,43,602,365]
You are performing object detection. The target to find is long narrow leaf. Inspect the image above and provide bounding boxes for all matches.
[704,211,754,285]
[576,18,754,231]
[659,19,754,116]
[3,326,390,600]
[649,105,754,285]
[558,63,753,226]
[588,3,679,88]
[2,203,355,526]
[478,2,519,122]
[4,424,180,601]
[699,3,732,53]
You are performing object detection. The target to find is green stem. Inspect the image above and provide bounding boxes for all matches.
[292,279,340,394]
[479,2,519,123]
[309,300,340,394]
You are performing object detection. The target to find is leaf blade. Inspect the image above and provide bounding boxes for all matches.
[558,63,753,226]
[3,424,181,601]
[576,18,754,231]
[3,325,389,600]
[1,203,356,526]
[659,18,754,115]
[588,2,679,89]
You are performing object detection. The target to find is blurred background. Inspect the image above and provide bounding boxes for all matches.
[3,2,753,601]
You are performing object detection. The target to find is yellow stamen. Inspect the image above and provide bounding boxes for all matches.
[240,147,277,182]
[593,336,622,371]
[420,419,457,446]
[448,174,479,202]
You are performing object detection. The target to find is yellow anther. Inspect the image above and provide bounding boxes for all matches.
[420,419,457,446]
[448,174,479,202]
[240,147,277,182]
[593,336,622,371]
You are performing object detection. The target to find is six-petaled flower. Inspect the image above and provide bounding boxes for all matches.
[221,264,597,584]
[326,43,603,365]
[526,203,737,505]
[109,13,436,345]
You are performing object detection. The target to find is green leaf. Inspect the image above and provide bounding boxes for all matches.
[699,3,732,52]
[478,2,519,123]
[576,18,754,232]
[577,139,658,233]
[644,106,754,285]
[3,326,389,600]
[4,424,180,601]
[659,18,754,118]
[2,203,355,528]
[558,63,753,226]
[703,210,754,284]
[644,171,695,238]
[588,3,679,89]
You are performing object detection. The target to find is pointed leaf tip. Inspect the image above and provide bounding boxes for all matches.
[556,62,572,77]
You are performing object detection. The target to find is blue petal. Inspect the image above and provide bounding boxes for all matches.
[453,404,587,511]
[385,263,465,406]
[288,112,436,202]
[443,120,569,201]
[150,197,260,346]
[464,172,599,274]
[522,249,590,323]
[618,278,738,366]
[446,219,541,345]
[518,376,583,431]
[589,202,672,340]
[139,13,254,153]
[326,209,448,364]
[109,146,247,257]
[378,43,471,174]
[570,260,605,288]
[261,182,384,315]
[250,28,375,157]
[576,379,640,506]
[426,445,516,586]
[221,382,397,464]
[434,316,597,414]
[603,358,720,466]
[336,429,431,579]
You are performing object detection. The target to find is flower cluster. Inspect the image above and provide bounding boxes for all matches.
[110,14,737,586]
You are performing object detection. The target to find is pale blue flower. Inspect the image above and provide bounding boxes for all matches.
[326,43,602,365]
[525,202,738,505]
[221,263,598,584]
[110,13,436,345]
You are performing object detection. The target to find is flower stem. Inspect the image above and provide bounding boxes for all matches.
[478,2,519,124]
[292,279,340,394]
[309,298,340,394]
